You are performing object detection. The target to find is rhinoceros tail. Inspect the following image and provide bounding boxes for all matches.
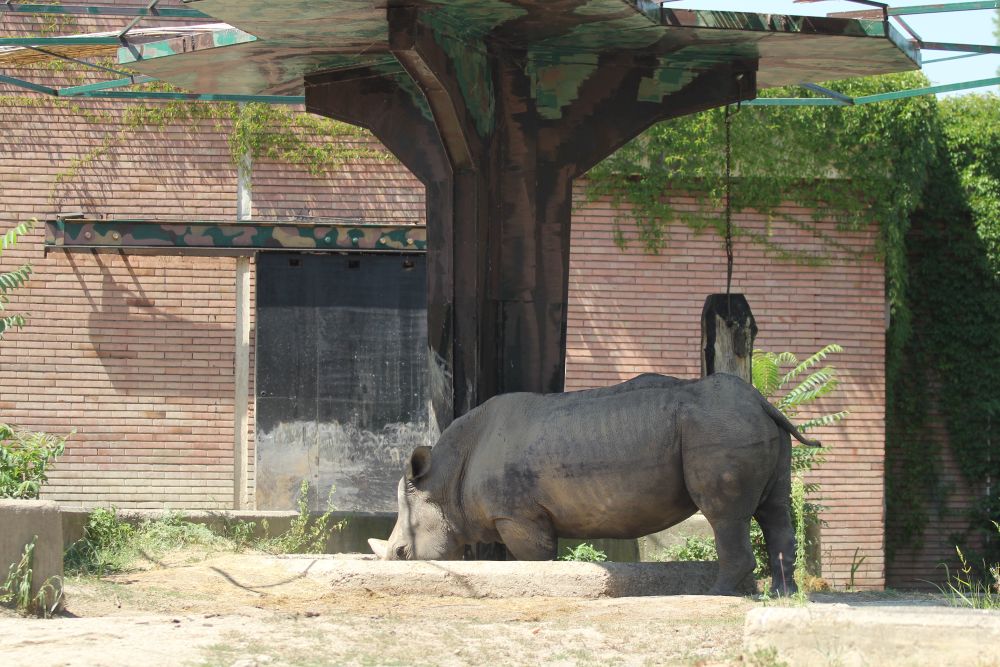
[759,396,822,448]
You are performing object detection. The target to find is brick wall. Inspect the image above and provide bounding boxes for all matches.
[1,92,889,585]
[566,193,887,589]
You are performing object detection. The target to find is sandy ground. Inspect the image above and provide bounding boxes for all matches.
[1,552,758,667]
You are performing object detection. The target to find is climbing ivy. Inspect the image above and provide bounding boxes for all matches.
[586,77,1000,567]
[2,65,389,193]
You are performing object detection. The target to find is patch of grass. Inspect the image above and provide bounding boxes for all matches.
[558,543,608,563]
[937,521,1000,610]
[65,508,225,575]
[65,482,347,574]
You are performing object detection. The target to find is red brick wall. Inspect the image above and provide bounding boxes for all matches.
[1,92,887,585]
[567,193,887,589]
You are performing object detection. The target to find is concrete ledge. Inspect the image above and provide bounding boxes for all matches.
[0,499,63,612]
[277,555,756,598]
[744,605,1000,667]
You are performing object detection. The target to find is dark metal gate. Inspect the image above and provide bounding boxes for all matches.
[255,252,429,512]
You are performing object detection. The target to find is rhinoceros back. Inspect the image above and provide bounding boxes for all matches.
[463,382,699,539]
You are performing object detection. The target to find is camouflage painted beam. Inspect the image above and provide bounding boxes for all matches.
[44,220,426,254]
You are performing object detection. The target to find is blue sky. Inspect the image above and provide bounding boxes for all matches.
[668,1,1000,96]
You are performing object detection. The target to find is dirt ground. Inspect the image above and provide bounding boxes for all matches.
[1,551,763,667]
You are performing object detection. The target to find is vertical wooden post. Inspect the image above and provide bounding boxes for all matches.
[701,294,757,383]
[233,129,252,510]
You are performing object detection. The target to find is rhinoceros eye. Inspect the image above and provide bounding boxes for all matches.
[395,545,407,560]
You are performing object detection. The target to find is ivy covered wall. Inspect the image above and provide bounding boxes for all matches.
[586,74,1000,579]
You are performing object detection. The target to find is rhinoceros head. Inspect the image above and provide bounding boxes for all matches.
[371,445,465,561]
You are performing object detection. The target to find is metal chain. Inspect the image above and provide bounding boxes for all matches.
[724,104,734,298]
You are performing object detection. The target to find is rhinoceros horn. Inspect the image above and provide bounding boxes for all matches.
[368,538,388,559]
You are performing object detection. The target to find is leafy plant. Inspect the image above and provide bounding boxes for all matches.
[659,535,718,562]
[558,543,608,563]
[257,480,347,554]
[1,539,62,617]
[753,343,849,434]
[0,424,68,499]
[0,219,35,340]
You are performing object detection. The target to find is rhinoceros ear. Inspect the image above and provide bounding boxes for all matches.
[405,445,432,482]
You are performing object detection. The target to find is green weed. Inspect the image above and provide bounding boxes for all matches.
[256,481,346,554]
[1,539,62,617]
[558,543,608,563]
[659,535,718,563]
[937,521,1000,610]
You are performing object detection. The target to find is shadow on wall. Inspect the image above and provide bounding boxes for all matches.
[64,251,234,396]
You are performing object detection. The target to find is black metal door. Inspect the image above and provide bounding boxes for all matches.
[255,253,429,511]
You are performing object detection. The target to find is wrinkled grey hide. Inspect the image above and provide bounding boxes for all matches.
[375,373,819,595]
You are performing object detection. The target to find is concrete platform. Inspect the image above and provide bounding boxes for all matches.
[0,499,63,612]
[274,555,756,598]
[744,604,1000,666]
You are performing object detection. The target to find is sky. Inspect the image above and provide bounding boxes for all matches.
[668,1,1000,96]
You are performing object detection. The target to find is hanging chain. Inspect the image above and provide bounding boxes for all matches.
[724,103,735,298]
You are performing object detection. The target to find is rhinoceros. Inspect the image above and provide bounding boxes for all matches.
[369,372,819,595]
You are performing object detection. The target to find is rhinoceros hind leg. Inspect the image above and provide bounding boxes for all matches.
[494,516,557,561]
[754,490,798,596]
[705,516,756,596]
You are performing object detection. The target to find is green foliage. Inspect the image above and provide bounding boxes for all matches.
[558,543,608,563]
[64,508,223,575]
[1,539,62,617]
[587,72,939,319]
[0,424,68,499]
[257,480,347,554]
[660,535,718,563]
[938,522,1000,610]
[0,219,35,340]
[886,94,1000,563]
[64,489,346,574]
[49,100,388,190]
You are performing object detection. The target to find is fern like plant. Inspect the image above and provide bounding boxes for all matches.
[0,219,35,340]
[753,343,849,476]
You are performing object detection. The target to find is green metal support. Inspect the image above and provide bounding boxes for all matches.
[917,41,1000,54]
[44,219,426,254]
[744,97,845,107]
[58,76,155,96]
[0,36,121,46]
[0,73,55,95]
[889,1,1000,15]
[76,90,304,104]
[923,53,984,64]
[747,75,1000,107]
[0,3,209,19]
[854,75,1000,103]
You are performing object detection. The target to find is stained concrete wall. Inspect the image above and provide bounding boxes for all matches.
[0,499,63,612]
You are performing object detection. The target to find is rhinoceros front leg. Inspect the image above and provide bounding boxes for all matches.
[705,516,756,596]
[494,516,557,561]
